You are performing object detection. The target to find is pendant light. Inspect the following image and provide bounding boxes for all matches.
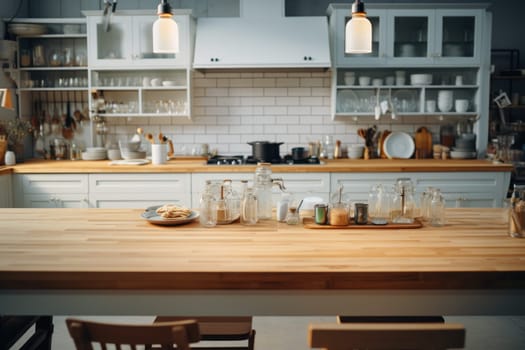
[153,0,179,53]
[345,0,372,54]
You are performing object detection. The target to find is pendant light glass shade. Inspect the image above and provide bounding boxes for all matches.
[153,0,179,53]
[345,0,372,54]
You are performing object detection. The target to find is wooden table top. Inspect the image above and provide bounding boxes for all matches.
[0,208,523,291]
[2,158,513,174]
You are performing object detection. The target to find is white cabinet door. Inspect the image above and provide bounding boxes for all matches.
[15,174,89,208]
[331,171,510,208]
[87,13,191,68]
[23,193,89,208]
[89,173,191,208]
[0,174,12,208]
[329,8,388,67]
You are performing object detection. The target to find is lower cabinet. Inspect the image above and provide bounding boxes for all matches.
[14,174,89,208]
[0,173,12,208]
[331,171,511,208]
[89,173,191,208]
[12,171,510,209]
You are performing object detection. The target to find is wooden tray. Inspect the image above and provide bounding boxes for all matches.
[303,217,423,229]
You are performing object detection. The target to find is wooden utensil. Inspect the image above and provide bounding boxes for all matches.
[415,127,432,159]
[146,133,155,144]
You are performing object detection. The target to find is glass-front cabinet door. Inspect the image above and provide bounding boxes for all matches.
[86,13,190,68]
[87,15,133,67]
[435,9,483,65]
[342,9,386,65]
[387,10,434,65]
[330,7,387,66]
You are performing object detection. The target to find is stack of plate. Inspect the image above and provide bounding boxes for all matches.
[81,147,107,161]
[8,23,47,36]
[450,133,477,159]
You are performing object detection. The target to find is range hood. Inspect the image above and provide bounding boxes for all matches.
[193,0,331,69]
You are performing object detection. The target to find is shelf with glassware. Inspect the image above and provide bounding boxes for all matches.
[83,10,193,69]
[89,69,191,118]
[332,67,480,120]
[327,4,486,68]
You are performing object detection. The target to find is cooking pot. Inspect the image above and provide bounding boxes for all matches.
[291,147,307,161]
[247,141,283,162]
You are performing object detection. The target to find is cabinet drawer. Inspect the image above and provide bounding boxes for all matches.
[90,192,191,209]
[20,174,89,194]
[89,174,190,194]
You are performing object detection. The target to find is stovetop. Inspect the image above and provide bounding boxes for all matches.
[206,155,321,165]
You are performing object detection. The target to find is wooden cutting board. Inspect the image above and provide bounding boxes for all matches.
[415,127,432,159]
[378,130,391,159]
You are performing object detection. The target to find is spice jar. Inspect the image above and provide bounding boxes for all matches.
[329,203,349,226]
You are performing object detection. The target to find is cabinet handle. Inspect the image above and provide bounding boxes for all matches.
[303,56,313,61]
[210,57,219,62]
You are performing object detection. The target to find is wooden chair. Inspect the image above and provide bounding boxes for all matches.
[66,318,200,350]
[308,322,465,350]
[154,316,255,350]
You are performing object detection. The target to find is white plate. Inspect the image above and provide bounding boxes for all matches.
[8,24,47,36]
[109,159,150,166]
[162,81,177,87]
[450,151,477,159]
[383,132,415,159]
[141,205,199,226]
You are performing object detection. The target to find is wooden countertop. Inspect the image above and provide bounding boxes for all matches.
[0,208,523,291]
[3,158,513,174]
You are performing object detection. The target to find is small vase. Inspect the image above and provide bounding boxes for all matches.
[4,150,15,166]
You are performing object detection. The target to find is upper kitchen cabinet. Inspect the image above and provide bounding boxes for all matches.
[84,10,194,69]
[12,18,89,92]
[328,4,488,67]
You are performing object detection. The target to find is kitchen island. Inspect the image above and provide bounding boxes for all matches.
[0,208,524,316]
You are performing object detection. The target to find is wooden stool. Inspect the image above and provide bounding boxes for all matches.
[0,316,53,350]
[154,316,255,350]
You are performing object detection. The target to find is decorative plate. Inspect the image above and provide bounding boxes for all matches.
[141,205,199,226]
[383,132,415,159]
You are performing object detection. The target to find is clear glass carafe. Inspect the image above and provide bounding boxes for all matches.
[429,189,446,227]
[241,187,258,225]
[368,184,390,225]
[254,163,273,220]
[392,178,416,224]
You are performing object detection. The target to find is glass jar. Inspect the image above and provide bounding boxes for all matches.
[368,184,390,225]
[240,187,258,225]
[429,189,446,227]
[392,178,416,224]
[199,180,218,228]
[254,163,273,220]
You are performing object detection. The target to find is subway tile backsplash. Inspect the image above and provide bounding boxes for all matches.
[108,70,443,156]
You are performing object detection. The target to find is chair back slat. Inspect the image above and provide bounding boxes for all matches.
[66,318,200,350]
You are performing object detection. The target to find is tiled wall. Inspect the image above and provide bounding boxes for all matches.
[107,70,442,156]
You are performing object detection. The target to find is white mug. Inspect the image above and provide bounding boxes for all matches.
[455,75,463,86]
[426,100,437,113]
[151,144,167,165]
[455,99,469,113]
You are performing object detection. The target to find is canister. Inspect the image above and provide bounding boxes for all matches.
[314,203,328,225]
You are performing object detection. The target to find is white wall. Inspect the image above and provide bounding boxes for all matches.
[105,70,441,156]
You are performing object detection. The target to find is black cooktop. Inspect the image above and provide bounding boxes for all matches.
[206,155,321,165]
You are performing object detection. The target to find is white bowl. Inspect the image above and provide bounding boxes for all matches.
[358,76,371,86]
[63,24,81,34]
[162,81,177,87]
[347,145,365,159]
[119,140,141,152]
[410,74,432,85]
[121,150,147,160]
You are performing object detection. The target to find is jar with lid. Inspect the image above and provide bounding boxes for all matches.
[392,178,416,224]
[254,163,273,220]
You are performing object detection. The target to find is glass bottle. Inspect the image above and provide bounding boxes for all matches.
[199,180,217,227]
[392,178,415,224]
[254,163,273,220]
[368,184,389,225]
[430,189,446,227]
[240,187,258,225]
